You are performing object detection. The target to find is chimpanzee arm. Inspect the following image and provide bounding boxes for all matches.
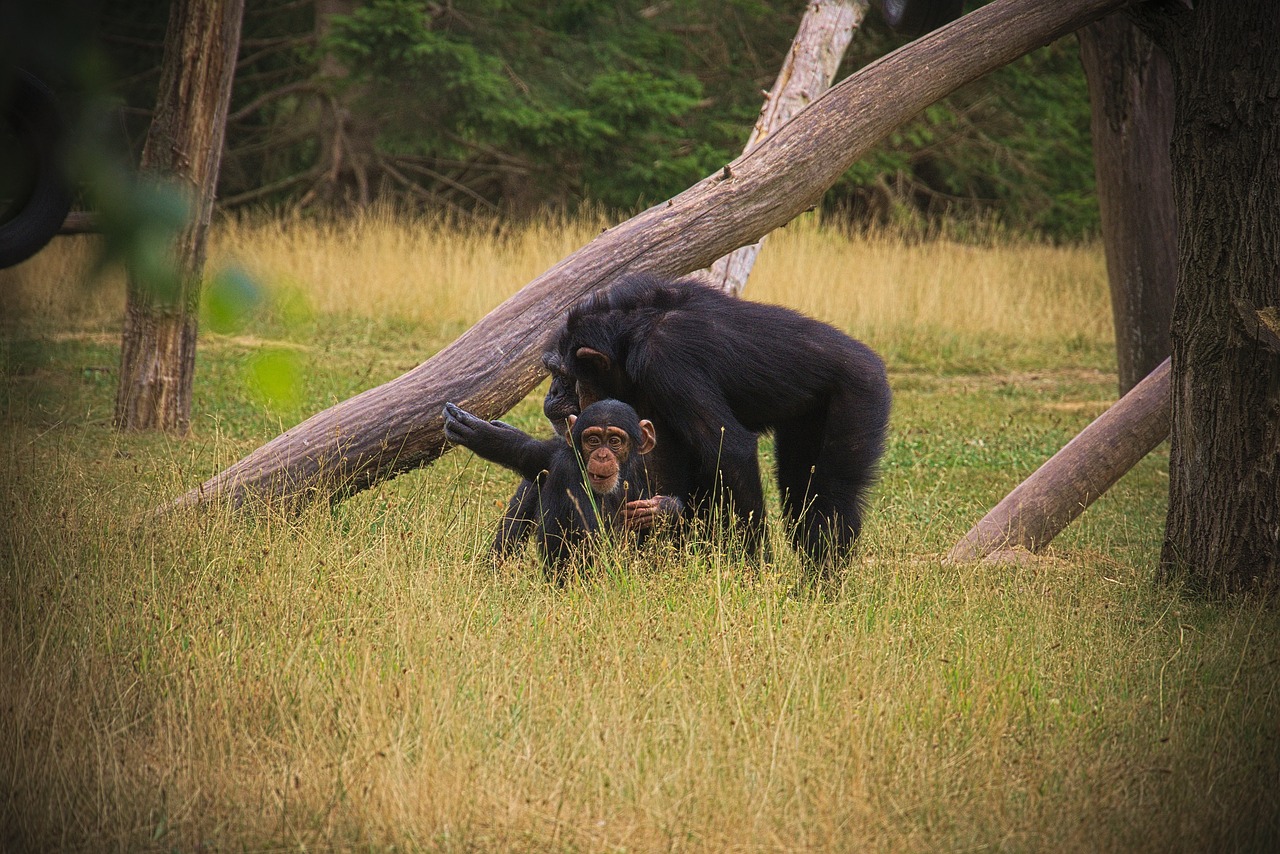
[642,371,765,522]
[443,403,560,483]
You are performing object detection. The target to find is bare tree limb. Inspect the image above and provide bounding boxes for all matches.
[227,81,320,125]
[702,0,870,295]
[220,165,323,208]
[377,157,491,220]
[389,157,501,211]
[173,0,1133,511]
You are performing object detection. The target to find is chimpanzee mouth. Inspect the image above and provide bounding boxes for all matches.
[588,472,617,493]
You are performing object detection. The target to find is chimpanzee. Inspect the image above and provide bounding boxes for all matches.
[545,273,892,570]
[443,398,678,570]
[489,355,684,554]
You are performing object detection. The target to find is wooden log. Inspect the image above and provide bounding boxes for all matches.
[947,357,1170,563]
[57,211,98,234]
[173,0,1132,510]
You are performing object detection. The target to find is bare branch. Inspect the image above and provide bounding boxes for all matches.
[228,81,321,125]
[703,0,870,295]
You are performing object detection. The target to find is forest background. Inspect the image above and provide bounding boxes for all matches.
[83,0,1097,240]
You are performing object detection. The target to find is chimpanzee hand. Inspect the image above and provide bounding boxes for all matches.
[444,402,561,483]
[623,495,685,531]
[443,403,527,456]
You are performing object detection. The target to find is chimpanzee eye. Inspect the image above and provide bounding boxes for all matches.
[608,436,623,447]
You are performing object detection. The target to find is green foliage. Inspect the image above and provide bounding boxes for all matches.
[246,347,304,409]
[327,1,532,150]
[92,0,1102,239]
[203,265,265,334]
[324,0,719,208]
[87,175,190,303]
[831,28,1099,239]
[70,99,193,304]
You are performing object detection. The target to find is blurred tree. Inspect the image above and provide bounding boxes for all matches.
[831,29,1097,238]
[115,0,244,432]
[295,0,378,208]
[318,0,738,214]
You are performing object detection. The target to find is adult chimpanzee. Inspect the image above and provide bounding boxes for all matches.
[545,273,891,570]
[443,398,677,570]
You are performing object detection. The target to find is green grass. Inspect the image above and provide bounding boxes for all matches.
[1,218,1277,851]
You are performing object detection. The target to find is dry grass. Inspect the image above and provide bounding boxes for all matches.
[3,210,1107,350]
[2,214,1276,852]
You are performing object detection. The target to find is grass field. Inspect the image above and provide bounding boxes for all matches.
[2,214,1277,851]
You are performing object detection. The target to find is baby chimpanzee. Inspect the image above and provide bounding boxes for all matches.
[443,398,677,572]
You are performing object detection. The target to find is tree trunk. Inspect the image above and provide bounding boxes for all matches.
[115,0,244,433]
[171,0,1130,511]
[951,14,1178,560]
[948,358,1170,563]
[1077,14,1176,395]
[1139,0,1280,593]
[702,0,869,296]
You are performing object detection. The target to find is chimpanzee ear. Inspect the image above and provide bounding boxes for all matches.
[638,420,657,455]
[565,414,577,445]
[575,346,611,374]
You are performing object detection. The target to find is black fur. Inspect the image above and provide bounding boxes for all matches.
[545,273,891,569]
[487,356,581,556]
[444,398,661,572]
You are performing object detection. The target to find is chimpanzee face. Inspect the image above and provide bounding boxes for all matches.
[566,400,656,496]
[541,352,579,435]
[576,424,631,494]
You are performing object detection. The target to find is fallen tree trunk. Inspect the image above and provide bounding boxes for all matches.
[947,357,1171,563]
[174,0,1131,511]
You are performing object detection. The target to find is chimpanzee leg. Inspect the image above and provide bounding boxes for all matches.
[492,478,538,556]
[701,424,766,553]
[775,387,888,568]
[774,416,838,564]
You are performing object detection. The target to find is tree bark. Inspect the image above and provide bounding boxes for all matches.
[172,0,1131,511]
[948,358,1170,563]
[115,0,244,433]
[1138,0,1280,594]
[702,0,869,296]
[1077,15,1176,395]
